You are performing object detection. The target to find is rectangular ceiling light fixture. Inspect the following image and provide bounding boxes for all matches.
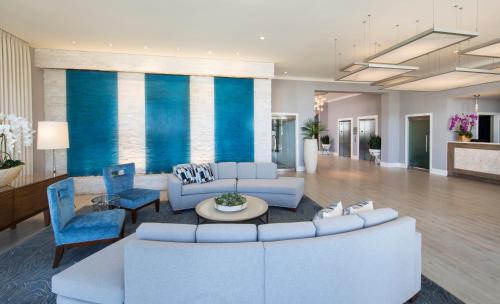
[338,63,418,82]
[460,38,500,58]
[372,75,418,87]
[341,62,367,72]
[367,28,478,64]
[385,67,500,92]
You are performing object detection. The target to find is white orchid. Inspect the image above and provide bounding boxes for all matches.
[0,113,35,161]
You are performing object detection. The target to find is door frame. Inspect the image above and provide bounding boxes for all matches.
[272,112,300,171]
[405,113,433,170]
[337,117,354,158]
[356,115,379,160]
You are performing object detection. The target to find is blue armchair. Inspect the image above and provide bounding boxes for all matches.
[47,178,125,268]
[103,163,160,224]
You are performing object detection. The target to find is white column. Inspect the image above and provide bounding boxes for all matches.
[43,69,67,175]
[190,76,214,163]
[253,78,272,162]
[118,72,146,173]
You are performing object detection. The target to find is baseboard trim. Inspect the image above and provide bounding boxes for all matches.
[296,166,305,172]
[352,155,359,160]
[380,162,406,168]
[430,168,448,176]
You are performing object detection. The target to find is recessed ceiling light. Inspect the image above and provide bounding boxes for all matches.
[143,45,149,50]
[71,40,77,45]
[284,71,288,74]
[236,52,240,56]
[176,47,180,51]
[208,50,213,55]
[108,43,113,47]
[260,36,265,40]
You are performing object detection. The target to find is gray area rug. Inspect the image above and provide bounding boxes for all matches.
[0,196,463,304]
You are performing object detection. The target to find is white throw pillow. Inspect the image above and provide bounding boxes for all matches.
[343,200,374,215]
[313,201,343,221]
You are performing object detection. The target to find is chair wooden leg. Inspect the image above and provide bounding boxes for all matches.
[131,209,137,224]
[53,246,65,268]
[287,208,297,212]
[155,199,160,212]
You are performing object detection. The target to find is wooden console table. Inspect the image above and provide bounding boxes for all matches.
[0,173,67,231]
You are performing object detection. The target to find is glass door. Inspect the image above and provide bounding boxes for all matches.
[359,119,376,161]
[408,116,430,170]
[272,115,296,170]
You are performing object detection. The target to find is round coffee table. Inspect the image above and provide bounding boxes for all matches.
[91,194,120,211]
[195,195,269,224]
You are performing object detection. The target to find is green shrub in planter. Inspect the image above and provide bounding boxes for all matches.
[368,135,381,150]
[215,193,246,206]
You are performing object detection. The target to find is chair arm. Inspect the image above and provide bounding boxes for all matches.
[167,174,183,210]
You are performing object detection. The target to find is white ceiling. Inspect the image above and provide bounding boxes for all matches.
[1,0,500,80]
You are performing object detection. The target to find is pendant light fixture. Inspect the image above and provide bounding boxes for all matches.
[474,94,480,112]
[460,38,500,58]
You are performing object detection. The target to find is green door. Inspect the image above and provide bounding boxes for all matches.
[408,116,430,169]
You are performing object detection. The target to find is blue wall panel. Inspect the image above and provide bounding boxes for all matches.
[145,74,190,173]
[214,77,254,162]
[66,70,118,176]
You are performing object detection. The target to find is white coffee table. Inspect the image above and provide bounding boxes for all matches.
[195,195,269,224]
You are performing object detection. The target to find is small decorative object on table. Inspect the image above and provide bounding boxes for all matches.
[0,113,35,187]
[91,194,120,211]
[215,193,247,212]
[448,113,477,142]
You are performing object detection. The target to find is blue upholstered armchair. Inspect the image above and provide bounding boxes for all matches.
[47,178,126,268]
[103,163,160,224]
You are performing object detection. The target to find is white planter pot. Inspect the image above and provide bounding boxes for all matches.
[215,202,248,213]
[369,149,381,165]
[304,139,318,174]
[0,165,23,187]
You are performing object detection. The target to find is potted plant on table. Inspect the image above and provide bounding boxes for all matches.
[368,134,381,165]
[215,193,247,212]
[0,113,35,187]
[301,118,326,174]
[448,113,478,142]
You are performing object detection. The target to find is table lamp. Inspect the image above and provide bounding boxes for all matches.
[37,121,69,177]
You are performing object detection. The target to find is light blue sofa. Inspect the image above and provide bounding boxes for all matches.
[51,208,421,304]
[167,162,304,211]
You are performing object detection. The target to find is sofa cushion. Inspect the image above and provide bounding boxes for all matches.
[173,164,196,185]
[256,162,278,179]
[217,162,237,179]
[196,224,257,243]
[182,179,236,195]
[313,215,364,236]
[356,208,399,228]
[258,222,316,242]
[210,163,219,179]
[52,234,137,304]
[237,162,257,179]
[237,177,303,195]
[137,223,196,242]
[117,188,160,209]
[192,163,215,184]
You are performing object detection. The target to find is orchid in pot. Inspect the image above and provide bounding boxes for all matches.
[0,113,35,186]
[448,113,477,142]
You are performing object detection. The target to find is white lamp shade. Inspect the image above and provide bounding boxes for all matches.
[37,121,69,150]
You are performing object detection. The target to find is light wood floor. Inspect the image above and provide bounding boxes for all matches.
[284,156,500,304]
[1,156,499,303]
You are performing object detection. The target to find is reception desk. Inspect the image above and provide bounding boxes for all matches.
[448,142,500,184]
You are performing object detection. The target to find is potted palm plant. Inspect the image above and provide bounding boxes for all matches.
[301,118,326,174]
[0,114,35,186]
[368,134,381,165]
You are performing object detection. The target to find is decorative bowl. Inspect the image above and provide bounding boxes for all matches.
[214,202,248,212]
[214,193,247,212]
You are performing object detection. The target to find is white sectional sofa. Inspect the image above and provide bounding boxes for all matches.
[51,208,421,304]
[167,162,304,211]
